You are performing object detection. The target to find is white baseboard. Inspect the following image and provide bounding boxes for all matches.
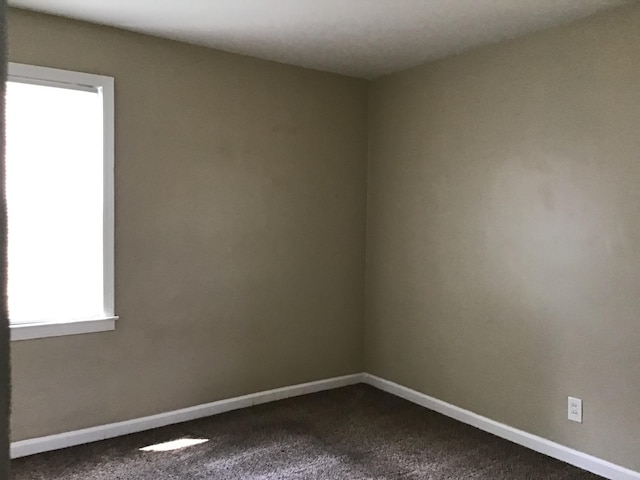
[11,371,639,480]
[10,373,364,459]
[362,373,640,480]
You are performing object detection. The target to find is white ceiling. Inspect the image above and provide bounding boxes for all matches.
[9,0,632,78]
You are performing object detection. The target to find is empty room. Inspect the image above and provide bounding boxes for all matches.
[1,0,639,479]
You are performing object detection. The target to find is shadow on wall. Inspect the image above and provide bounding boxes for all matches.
[1,0,13,477]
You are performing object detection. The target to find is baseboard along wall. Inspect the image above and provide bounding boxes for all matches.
[10,374,362,459]
[11,373,640,480]
[362,374,639,480]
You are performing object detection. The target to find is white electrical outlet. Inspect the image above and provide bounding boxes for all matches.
[568,397,583,423]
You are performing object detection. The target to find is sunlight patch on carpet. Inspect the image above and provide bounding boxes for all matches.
[140,438,209,452]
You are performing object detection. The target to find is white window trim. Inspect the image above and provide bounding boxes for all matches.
[7,63,117,341]
[10,318,117,342]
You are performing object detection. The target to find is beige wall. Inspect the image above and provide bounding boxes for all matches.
[366,3,640,471]
[8,8,368,441]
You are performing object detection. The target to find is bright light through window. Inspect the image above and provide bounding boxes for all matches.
[6,77,104,324]
[140,438,209,452]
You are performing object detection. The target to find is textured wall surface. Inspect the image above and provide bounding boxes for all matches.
[8,8,368,441]
[366,3,640,471]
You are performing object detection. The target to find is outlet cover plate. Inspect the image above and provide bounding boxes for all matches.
[568,396,583,423]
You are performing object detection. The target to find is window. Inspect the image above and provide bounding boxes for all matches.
[6,63,116,341]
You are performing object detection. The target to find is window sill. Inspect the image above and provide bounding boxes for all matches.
[10,317,118,341]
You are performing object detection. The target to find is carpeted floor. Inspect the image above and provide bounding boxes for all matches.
[12,384,603,479]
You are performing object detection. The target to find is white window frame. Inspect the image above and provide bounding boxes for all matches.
[7,63,117,341]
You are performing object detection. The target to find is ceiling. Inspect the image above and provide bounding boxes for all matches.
[9,0,631,78]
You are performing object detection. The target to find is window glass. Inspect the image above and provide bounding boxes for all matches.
[6,81,104,323]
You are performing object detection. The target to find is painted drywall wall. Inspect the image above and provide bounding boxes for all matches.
[8,8,368,441]
[366,3,640,472]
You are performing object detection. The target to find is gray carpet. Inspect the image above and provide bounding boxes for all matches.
[11,384,602,479]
